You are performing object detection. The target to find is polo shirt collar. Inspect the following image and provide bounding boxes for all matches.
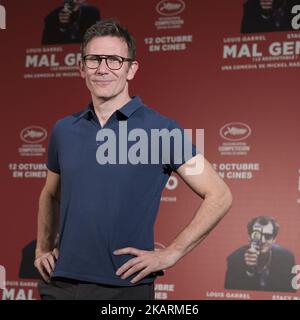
[117,96,143,118]
[73,96,143,124]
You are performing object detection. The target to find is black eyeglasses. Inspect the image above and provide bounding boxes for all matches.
[82,54,133,70]
[251,229,274,241]
[261,233,274,240]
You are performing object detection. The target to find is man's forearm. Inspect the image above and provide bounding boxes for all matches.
[167,189,232,260]
[113,188,232,283]
[35,188,60,257]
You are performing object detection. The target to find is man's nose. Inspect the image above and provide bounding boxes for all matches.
[96,59,109,73]
[261,235,267,243]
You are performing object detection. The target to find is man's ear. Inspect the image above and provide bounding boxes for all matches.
[78,60,86,79]
[127,61,139,81]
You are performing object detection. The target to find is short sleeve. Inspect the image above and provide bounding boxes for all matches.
[163,119,199,173]
[46,124,60,174]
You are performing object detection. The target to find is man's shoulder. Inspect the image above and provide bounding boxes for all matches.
[45,6,64,20]
[51,110,85,131]
[139,103,178,129]
[244,0,260,10]
[271,244,295,258]
[227,245,249,261]
[81,4,100,15]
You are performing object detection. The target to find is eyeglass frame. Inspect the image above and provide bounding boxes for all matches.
[260,233,274,241]
[82,54,134,70]
[251,229,275,242]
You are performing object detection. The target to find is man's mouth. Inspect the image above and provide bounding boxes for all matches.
[92,79,113,86]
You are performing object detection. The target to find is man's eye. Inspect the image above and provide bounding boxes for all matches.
[108,56,121,62]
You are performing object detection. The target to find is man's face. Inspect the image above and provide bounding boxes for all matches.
[79,36,138,102]
[251,222,276,254]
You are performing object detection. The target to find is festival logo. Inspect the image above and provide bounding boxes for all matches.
[220,122,251,142]
[156,0,185,17]
[20,126,47,144]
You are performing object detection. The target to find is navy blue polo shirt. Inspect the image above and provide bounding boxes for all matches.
[47,96,197,286]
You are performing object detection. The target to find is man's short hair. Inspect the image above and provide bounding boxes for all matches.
[247,216,279,238]
[81,19,136,60]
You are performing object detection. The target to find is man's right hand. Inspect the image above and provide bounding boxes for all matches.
[244,246,259,268]
[59,7,72,25]
[34,248,59,282]
[260,0,274,10]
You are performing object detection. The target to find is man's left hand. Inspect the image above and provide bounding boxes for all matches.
[113,247,180,283]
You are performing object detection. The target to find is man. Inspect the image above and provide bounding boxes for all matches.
[241,0,297,33]
[224,216,295,292]
[42,0,100,44]
[35,19,232,300]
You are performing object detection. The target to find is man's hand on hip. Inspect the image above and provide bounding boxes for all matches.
[113,247,180,284]
[34,248,59,282]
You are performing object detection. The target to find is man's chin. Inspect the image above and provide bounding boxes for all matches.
[92,90,112,99]
[92,93,116,102]
[260,247,271,254]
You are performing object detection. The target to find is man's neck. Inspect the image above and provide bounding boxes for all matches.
[91,93,131,127]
